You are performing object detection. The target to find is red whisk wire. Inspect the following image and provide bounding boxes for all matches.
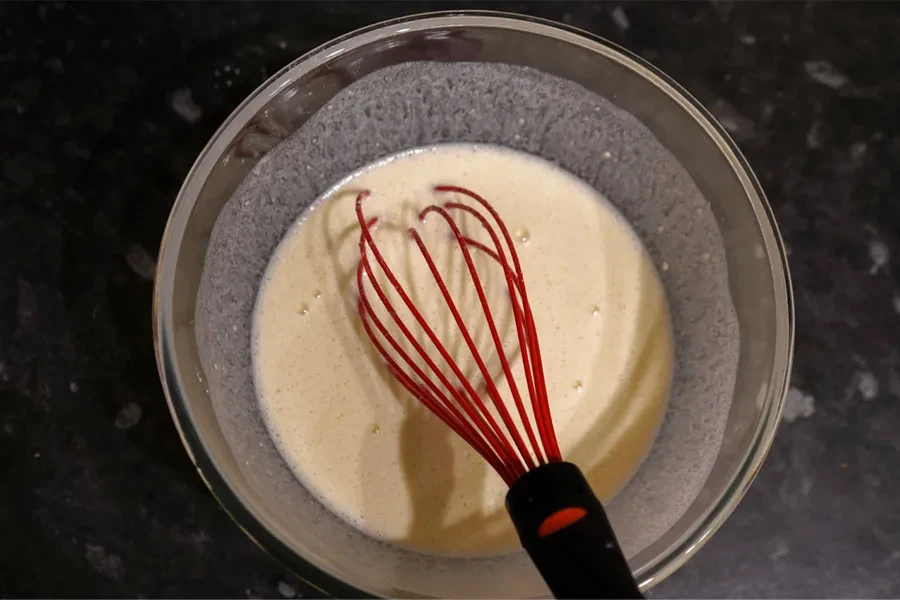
[437,185,561,461]
[356,198,525,483]
[356,245,514,482]
[411,205,538,473]
[355,185,562,486]
[438,201,547,466]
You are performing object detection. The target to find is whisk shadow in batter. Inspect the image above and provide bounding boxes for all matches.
[321,188,524,553]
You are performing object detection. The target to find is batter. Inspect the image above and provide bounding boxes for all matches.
[253,144,674,555]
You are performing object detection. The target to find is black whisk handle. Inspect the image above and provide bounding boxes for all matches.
[505,461,643,599]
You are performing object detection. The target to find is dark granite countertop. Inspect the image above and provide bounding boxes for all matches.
[1,2,898,598]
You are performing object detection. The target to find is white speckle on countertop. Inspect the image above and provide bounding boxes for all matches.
[854,371,879,401]
[804,60,849,90]
[892,295,900,315]
[850,141,868,162]
[770,537,790,560]
[277,581,297,598]
[611,7,630,30]
[114,402,142,429]
[710,98,755,141]
[84,543,124,580]
[806,120,822,149]
[125,243,156,280]
[721,115,750,136]
[168,88,203,124]
[17,280,37,326]
[868,240,889,274]
[783,386,815,422]
[740,34,756,45]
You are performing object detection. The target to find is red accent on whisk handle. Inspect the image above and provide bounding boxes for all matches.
[505,462,643,599]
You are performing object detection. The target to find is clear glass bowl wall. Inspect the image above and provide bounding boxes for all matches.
[154,12,793,598]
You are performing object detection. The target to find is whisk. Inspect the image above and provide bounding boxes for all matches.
[355,185,643,599]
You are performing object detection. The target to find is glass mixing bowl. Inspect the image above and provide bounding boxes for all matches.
[153,11,793,598]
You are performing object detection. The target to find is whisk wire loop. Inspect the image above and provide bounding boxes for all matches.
[355,186,562,485]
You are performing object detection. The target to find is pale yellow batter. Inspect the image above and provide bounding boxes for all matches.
[253,144,674,555]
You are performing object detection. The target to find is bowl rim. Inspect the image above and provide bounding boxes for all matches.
[153,9,794,597]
